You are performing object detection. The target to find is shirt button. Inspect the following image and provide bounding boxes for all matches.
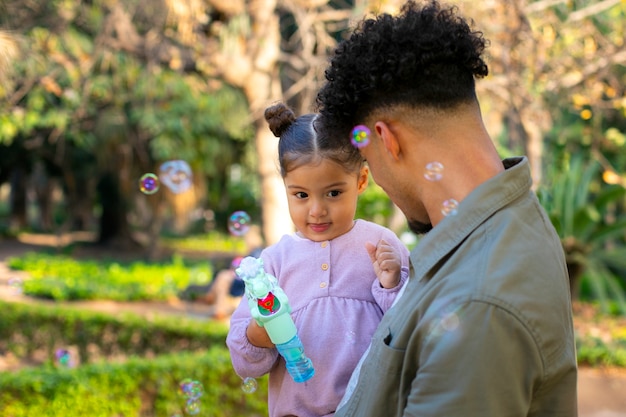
[321,241,328,248]
[321,263,329,271]
[320,282,327,288]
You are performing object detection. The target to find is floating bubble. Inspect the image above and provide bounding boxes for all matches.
[179,378,204,400]
[424,161,444,181]
[350,125,370,148]
[55,349,73,367]
[8,277,23,295]
[228,211,251,236]
[158,160,193,194]
[430,296,463,336]
[184,398,201,415]
[231,256,244,270]
[441,199,459,217]
[440,312,460,332]
[241,377,258,394]
[139,173,160,195]
[400,231,417,247]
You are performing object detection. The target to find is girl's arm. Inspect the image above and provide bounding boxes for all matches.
[226,294,279,379]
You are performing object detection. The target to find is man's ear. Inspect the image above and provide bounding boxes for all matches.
[357,165,369,194]
[374,121,401,160]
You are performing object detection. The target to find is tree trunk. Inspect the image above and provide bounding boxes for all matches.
[9,167,27,230]
[218,0,293,245]
[96,172,138,248]
[252,118,291,245]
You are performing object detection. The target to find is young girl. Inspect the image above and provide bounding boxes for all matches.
[226,103,409,417]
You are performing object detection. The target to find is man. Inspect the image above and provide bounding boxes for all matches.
[315,1,578,416]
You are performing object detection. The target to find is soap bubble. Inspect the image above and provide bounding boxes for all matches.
[139,173,160,195]
[430,296,463,336]
[184,399,201,415]
[441,199,459,217]
[400,231,417,247]
[179,378,204,400]
[424,162,444,181]
[8,277,23,294]
[158,160,193,194]
[228,211,251,236]
[231,256,244,270]
[350,125,370,148]
[440,311,461,332]
[55,349,73,367]
[241,377,258,394]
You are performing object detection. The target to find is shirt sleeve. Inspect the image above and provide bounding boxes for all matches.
[225,253,281,379]
[371,228,411,312]
[371,266,409,312]
[403,301,542,416]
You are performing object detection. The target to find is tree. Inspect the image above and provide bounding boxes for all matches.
[144,0,371,244]
[0,1,253,251]
[463,0,626,185]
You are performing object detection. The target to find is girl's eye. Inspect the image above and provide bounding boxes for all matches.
[295,192,308,199]
[327,190,341,197]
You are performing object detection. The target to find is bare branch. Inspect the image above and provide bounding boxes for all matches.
[546,48,626,91]
[0,30,19,86]
[524,0,567,14]
[567,0,621,22]
[205,0,245,16]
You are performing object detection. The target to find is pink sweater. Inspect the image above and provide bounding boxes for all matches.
[226,220,409,417]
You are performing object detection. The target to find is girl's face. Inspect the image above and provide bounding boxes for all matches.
[284,158,369,242]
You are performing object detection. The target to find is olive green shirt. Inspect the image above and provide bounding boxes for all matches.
[336,157,577,417]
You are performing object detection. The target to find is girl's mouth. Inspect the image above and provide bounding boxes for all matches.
[309,223,330,233]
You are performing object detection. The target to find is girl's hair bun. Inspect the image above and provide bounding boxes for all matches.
[264,103,296,138]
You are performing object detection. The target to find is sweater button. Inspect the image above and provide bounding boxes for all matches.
[321,263,329,271]
[320,282,327,288]
[321,241,328,248]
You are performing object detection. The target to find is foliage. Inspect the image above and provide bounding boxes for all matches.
[538,153,626,313]
[0,348,268,417]
[575,303,626,368]
[0,300,227,366]
[161,231,247,254]
[0,299,267,416]
[0,0,256,242]
[355,179,394,226]
[6,252,213,301]
[576,336,626,368]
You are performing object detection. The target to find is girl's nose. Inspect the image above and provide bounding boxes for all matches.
[309,199,327,218]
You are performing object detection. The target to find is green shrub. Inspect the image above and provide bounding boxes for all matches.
[576,336,626,368]
[0,301,227,366]
[161,231,247,254]
[7,252,213,301]
[0,348,269,417]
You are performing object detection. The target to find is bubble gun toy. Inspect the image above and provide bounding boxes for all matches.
[236,256,315,383]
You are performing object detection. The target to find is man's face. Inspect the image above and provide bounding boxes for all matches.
[359,129,432,235]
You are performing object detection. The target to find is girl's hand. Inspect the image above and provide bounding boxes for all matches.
[246,320,275,348]
[366,239,402,289]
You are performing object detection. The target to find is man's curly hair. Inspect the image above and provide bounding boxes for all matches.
[316,0,489,141]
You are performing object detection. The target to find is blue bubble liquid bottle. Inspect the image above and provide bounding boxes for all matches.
[276,334,315,383]
[237,256,315,383]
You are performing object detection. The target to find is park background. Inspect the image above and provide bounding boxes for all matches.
[0,0,625,415]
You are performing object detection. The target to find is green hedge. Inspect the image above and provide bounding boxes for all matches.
[576,336,626,367]
[0,301,228,366]
[0,348,269,417]
[7,252,213,301]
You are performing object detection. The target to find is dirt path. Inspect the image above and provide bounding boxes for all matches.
[1,236,625,416]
